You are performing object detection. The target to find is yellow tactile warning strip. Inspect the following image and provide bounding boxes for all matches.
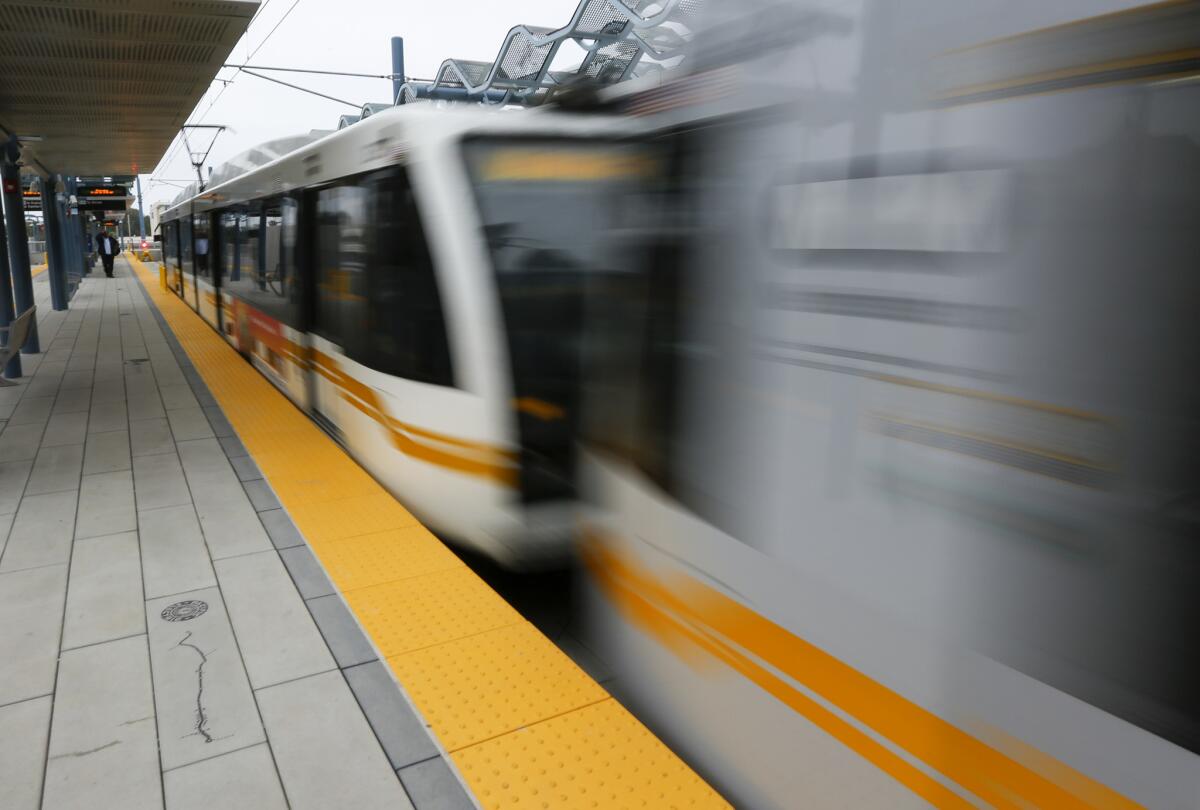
[126,254,730,810]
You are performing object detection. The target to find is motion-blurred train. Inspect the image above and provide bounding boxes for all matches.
[159,106,649,567]
[577,0,1200,807]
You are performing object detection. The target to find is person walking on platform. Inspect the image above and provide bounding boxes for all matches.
[96,230,119,278]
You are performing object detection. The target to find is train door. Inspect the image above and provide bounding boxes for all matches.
[163,219,183,294]
[307,182,370,440]
[195,211,218,327]
[178,213,193,302]
[215,210,239,341]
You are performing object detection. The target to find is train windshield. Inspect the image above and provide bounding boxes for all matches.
[464,137,661,504]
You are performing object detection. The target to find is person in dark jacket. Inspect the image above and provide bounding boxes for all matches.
[96,230,119,277]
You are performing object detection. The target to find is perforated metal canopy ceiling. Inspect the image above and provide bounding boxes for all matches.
[0,0,258,177]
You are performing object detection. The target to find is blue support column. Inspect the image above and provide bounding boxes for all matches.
[391,37,406,105]
[136,175,146,241]
[40,177,68,311]
[1,150,39,353]
[64,177,87,288]
[0,206,20,378]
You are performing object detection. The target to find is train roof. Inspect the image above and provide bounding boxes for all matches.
[162,104,639,220]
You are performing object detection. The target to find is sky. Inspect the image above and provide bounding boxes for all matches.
[139,0,575,209]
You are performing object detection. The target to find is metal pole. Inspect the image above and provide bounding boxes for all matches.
[1,148,38,353]
[391,37,405,105]
[41,177,67,311]
[0,206,20,378]
[136,175,146,242]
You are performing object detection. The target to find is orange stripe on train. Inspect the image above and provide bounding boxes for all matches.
[580,531,1142,810]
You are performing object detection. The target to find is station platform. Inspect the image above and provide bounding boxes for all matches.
[0,257,728,810]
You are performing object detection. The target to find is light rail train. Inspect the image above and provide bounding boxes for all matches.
[159,106,647,566]
[577,0,1200,807]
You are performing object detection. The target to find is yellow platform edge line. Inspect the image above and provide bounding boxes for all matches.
[124,254,730,810]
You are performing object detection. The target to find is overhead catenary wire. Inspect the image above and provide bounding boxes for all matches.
[161,0,295,176]
[239,68,362,109]
[247,0,302,61]
[222,63,395,80]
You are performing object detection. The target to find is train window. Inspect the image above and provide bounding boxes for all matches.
[314,184,370,357]
[235,198,300,327]
[464,137,657,500]
[193,213,212,280]
[217,211,238,283]
[179,215,193,278]
[222,206,259,300]
[163,221,178,267]
[364,168,454,386]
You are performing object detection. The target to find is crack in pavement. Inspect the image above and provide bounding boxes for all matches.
[50,740,121,759]
[175,631,215,744]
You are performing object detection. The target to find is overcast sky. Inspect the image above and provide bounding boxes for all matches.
[139,0,574,208]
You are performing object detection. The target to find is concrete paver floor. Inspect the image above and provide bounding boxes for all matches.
[0,261,456,810]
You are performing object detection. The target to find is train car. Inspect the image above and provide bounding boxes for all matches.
[577,1,1200,807]
[159,105,650,567]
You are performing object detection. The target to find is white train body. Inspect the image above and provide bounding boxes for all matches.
[161,105,641,566]
[578,1,1200,807]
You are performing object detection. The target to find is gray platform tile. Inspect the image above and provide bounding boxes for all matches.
[193,388,219,409]
[83,428,131,474]
[90,379,126,405]
[0,459,33,513]
[63,531,144,650]
[167,407,215,442]
[306,594,375,668]
[61,369,95,391]
[155,370,189,392]
[257,670,412,810]
[130,417,174,456]
[243,478,281,512]
[93,363,125,384]
[228,455,262,482]
[343,661,438,770]
[162,743,288,810]
[159,384,199,412]
[202,405,235,439]
[219,434,248,458]
[127,391,166,422]
[132,451,192,511]
[0,512,12,559]
[176,439,271,559]
[87,396,128,434]
[43,635,163,810]
[9,395,54,426]
[279,546,334,600]
[0,695,52,810]
[52,385,91,414]
[0,564,67,705]
[0,422,45,462]
[259,508,305,549]
[41,409,89,447]
[21,376,60,399]
[138,504,217,600]
[215,551,335,689]
[146,587,266,771]
[26,442,84,495]
[76,470,137,540]
[33,358,66,377]
[398,757,475,810]
[1,489,76,571]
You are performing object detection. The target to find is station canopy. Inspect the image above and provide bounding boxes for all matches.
[0,0,258,178]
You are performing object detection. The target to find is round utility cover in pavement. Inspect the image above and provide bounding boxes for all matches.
[161,600,209,622]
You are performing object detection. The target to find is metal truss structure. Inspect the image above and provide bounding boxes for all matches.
[402,0,701,106]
